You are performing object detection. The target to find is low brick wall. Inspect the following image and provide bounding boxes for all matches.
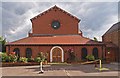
[2,62,39,67]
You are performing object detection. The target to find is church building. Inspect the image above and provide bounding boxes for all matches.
[6,6,105,62]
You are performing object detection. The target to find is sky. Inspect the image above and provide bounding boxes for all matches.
[1,1,119,42]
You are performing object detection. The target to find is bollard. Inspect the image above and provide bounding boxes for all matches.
[100,60,102,69]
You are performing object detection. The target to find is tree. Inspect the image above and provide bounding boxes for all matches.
[93,37,98,41]
[35,52,46,73]
[67,48,76,62]
[0,36,6,52]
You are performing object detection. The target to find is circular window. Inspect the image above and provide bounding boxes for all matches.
[51,20,60,29]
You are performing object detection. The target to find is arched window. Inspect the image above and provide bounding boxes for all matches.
[92,48,99,59]
[81,48,88,60]
[13,48,20,60]
[26,48,32,58]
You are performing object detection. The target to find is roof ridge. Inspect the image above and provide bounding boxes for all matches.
[30,5,80,22]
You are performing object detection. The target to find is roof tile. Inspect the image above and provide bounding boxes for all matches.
[6,35,104,45]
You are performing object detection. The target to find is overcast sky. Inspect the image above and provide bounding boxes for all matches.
[1,2,118,42]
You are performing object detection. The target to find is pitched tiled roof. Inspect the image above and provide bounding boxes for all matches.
[103,22,120,36]
[6,35,104,45]
[30,5,80,22]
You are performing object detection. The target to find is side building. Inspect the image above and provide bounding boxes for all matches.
[102,22,120,62]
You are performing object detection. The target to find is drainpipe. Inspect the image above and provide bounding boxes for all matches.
[102,46,104,59]
[8,45,10,54]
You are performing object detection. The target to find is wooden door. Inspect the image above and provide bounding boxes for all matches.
[106,48,116,62]
[52,48,62,62]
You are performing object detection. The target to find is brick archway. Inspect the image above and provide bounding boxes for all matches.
[50,46,64,62]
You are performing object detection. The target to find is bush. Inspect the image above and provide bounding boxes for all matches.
[34,57,41,62]
[27,58,34,62]
[0,53,10,62]
[0,53,9,62]
[86,55,95,61]
[9,54,17,62]
[0,52,18,62]
[19,57,28,63]
[67,48,76,62]
[37,52,46,62]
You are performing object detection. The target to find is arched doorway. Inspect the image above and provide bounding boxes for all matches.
[92,48,99,59]
[26,48,32,58]
[81,48,88,60]
[13,48,20,61]
[50,46,64,62]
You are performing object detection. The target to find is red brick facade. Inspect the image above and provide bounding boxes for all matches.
[6,45,105,62]
[31,7,79,35]
[6,6,105,62]
[102,22,120,62]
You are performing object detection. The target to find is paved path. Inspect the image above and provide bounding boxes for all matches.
[1,64,119,77]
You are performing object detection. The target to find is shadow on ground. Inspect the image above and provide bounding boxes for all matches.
[25,64,119,73]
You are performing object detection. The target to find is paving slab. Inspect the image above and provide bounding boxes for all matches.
[1,64,119,77]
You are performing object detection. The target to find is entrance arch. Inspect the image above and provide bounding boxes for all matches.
[50,46,64,62]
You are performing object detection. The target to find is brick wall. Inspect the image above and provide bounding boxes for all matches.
[31,8,79,35]
[102,30,119,46]
[6,45,104,62]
